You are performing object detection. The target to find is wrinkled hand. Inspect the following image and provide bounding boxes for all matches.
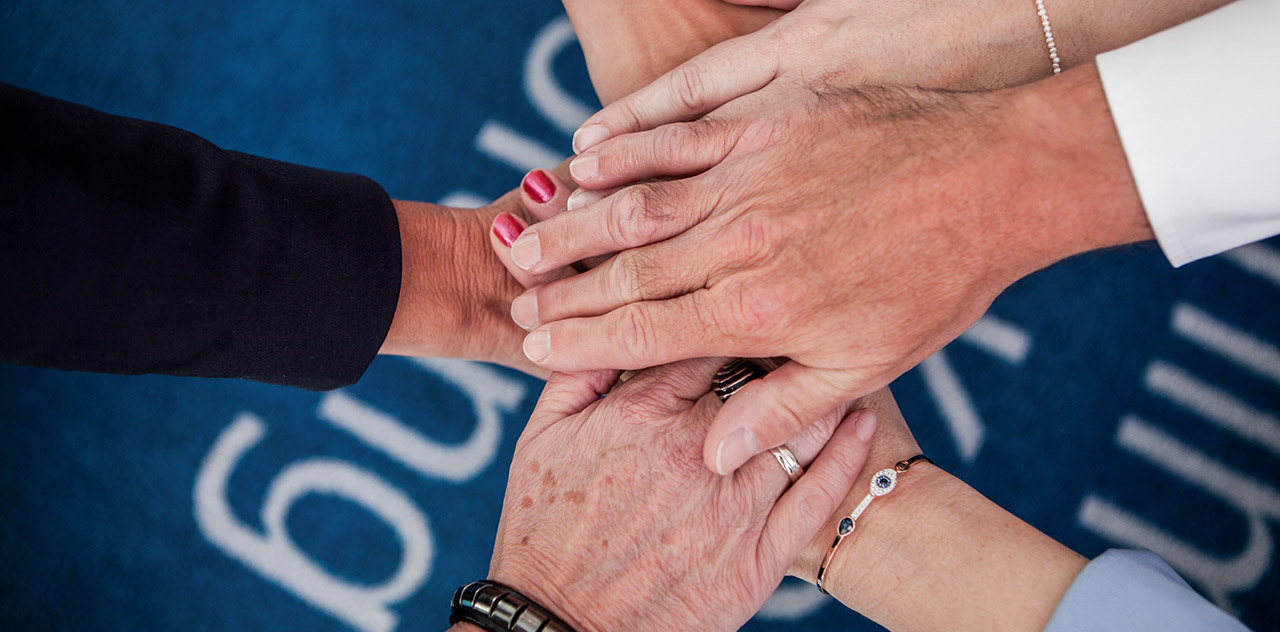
[486,358,876,632]
[504,66,1148,475]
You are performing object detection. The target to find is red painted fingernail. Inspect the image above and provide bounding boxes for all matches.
[493,213,525,247]
[522,170,555,204]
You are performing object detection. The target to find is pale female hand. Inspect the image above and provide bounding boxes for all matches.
[483,357,877,632]
[566,0,1061,156]
[569,0,1226,152]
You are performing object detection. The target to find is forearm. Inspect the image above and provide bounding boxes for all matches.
[772,389,1085,630]
[820,467,1086,631]
[980,61,1152,282]
[381,197,527,365]
[1053,0,1233,69]
[869,0,1234,90]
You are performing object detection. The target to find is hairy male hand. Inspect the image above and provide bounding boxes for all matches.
[505,65,1150,475]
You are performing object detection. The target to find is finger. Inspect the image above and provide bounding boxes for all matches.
[757,408,876,578]
[489,212,575,289]
[730,398,850,499]
[608,357,726,407]
[529,369,623,431]
[510,234,713,330]
[706,362,870,476]
[510,177,716,274]
[569,119,738,190]
[778,399,856,466]
[520,292,734,372]
[571,32,779,154]
[721,0,802,8]
[520,169,572,222]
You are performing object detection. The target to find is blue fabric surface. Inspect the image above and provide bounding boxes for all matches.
[1,1,1278,630]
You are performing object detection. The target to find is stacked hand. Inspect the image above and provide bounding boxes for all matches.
[485,359,875,631]
[503,65,1149,475]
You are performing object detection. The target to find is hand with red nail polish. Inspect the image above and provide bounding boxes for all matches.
[379,166,578,378]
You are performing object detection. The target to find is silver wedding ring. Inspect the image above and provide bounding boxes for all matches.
[713,359,804,483]
[770,446,803,483]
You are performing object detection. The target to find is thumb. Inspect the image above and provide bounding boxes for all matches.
[703,362,867,475]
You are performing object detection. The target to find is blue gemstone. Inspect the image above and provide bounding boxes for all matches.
[876,475,892,488]
[838,517,854,535]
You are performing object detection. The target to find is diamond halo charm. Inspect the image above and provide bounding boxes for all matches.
[869,468,898,496]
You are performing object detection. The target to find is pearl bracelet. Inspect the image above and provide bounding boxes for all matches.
[815,454,931,595]
[1035,0,1062,74]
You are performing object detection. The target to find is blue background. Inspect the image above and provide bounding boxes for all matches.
[1,1,1278,630]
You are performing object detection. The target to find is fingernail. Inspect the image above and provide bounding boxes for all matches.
[523,330,551,362]
[572,124,610,154]
[569,152,598,182]
[492,213,525,247]
[511,231,541,270]
[566,188,603,211]
[715,427,762,476]
[854,410,878,442]
[522,170,555,204]
[510,292,539,330]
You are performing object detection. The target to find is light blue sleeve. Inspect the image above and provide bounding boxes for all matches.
[1044,550,1250,631]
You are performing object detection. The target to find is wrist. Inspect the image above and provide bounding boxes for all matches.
[993,62,1151,279]
[486,565,597,632]
[812,464,1086,631]
[928,0,1065,90]
[381,200,527,366]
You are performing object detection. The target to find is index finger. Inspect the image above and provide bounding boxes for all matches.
[572,29,780,153]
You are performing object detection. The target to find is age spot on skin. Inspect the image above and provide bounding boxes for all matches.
[564,490,586,504]
[601,539,609,549]
[660,528,679,547]
[521,536,529,546]
[521,496,534,508]
[542,470,556,488]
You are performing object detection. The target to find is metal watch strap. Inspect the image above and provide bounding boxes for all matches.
[450,580,577,632]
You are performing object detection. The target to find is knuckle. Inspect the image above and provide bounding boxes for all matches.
[737,212,792,261]
[613,379,681,420]
[668,63,708,114]
[612,99,646,133]
[731,289,784,341]
[615,305,657,365]
[770,399,812,439]
[608,186,667,247]
[614,249,665,302]
[656,123,700,167]
[770,13,832,48]
[795,485,839,528]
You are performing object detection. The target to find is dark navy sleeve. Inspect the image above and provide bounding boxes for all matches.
[0,83,401,390]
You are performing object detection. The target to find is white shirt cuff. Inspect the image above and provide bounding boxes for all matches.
[1095,0,1280,267]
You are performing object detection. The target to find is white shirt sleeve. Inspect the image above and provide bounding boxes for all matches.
[1095,0,1280,267]
[1044,550,1250,631]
